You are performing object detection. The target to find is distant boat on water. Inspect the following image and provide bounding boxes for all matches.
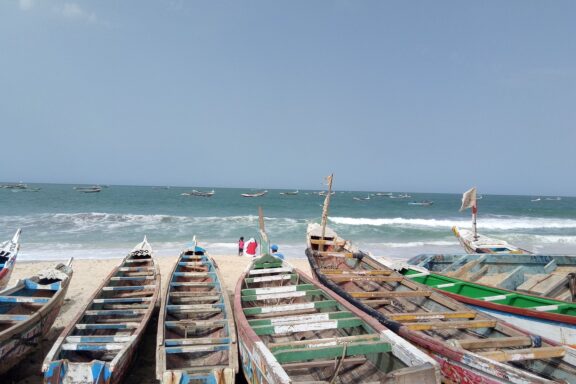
[74,186,102,193]
[240,190,267,198]
[546,196,562,201]
[531,197,541,202]
[181,189,215,197]
[408,200,434,206]
[279,190,299,195]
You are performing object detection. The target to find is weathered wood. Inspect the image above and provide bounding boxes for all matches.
[453,336,533,350]
[281,357,366,369]
[388,311,476,322]
[479,347,566,362]
[320,269,391,276]
[269,334,380,351]
[349,290,431,298]
[360,299,392,306]
[329,275,404,283]
[404,320,497,331]
[316,251,354,258]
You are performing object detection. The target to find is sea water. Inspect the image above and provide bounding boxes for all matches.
[1,184,576,261]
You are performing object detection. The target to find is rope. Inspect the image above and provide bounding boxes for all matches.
[329,342,347,384]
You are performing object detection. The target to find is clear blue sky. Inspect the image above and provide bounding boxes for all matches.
[1,1,575,195]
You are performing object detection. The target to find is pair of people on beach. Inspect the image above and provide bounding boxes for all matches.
[238,236,258,257]
[238,236,283,259]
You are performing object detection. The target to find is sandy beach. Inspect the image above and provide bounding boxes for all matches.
[3,254,312,384]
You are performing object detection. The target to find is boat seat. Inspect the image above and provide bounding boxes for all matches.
[173,272,216,277]
[166,304,223,314]
[165,319,229,329]
[170,282,218,287]
[110,276,153,281]
[60,343,124,352]
[85,309,147,316]
[170,291,222,297]
[479,346,566,362]
[270,334,380,351]
[248,267,292,275]
[329,276,403,283]
[349,290,431,298]
[319,269,391,276]
[282,357,366,369]
[164,337,230,346]
[75,323,139,330]
[388,311,477,322]
[253,318,363,336]
[65,335,133,343]
[453,336,534,350]
[242,299,337,316]
[248,311,355,327]
[0,314,31,322]
[241,289,323,302]
[164,344,231,354]
[273,340,392,364]
[361,299,392,306]
[0,295,50,303]
[118,267,155,272]
[245,274,295,284]
[404,320,497,331]
[170,295,222,304]
[92,297,152,304]
[102,285,156,291]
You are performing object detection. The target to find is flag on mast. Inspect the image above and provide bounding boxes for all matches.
[460,187,477,212]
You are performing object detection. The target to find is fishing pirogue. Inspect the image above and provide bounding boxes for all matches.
[157,241,237,384]
[0,229,22,290]
[0,260,73,374]
[235,253,440,383]
[305,223,576,383]
[43,237,160,383]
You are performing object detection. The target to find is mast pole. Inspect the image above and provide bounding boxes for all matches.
[472,202,478,240]
[320,174,334,242]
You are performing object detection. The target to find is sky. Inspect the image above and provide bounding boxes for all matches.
[1,1,575,195]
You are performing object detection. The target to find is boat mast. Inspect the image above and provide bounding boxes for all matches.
[472,201,478,240]
[320,174,334,242]
[258,206,270,255]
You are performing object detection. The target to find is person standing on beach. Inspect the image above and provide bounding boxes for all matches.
[271,244,284,260]
[244,237,258,257]
[238,237,244,256]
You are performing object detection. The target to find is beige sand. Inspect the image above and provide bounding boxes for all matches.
[4,255,312,383]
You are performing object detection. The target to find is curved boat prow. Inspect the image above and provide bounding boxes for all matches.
[11,228,22,244]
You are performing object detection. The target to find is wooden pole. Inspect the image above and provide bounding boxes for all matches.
[320,174,334,242]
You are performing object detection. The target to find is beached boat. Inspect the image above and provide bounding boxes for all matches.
[182,189,215,197]
[397,265,576,346]
[157,240,237,383]
[43,237,160,384]
[454,187,531,254]
[241,190,267,198]
[235,253,440,383]
[0,229,22,290]
[305,224,576,383]
[0,260,73,375]
[407,253,576,301]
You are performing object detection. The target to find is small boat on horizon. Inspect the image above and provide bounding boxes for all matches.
[181,189,215,197]
[408,200,434,206]
[240,190,267,197]
[279,189,299,195]
[74,185,102,193]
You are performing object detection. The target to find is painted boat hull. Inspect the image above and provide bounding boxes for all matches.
[43,238,160,384]
[0,229,21,290]
[0,263,72,374]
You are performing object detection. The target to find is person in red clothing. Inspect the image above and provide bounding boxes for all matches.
[244,237,258,257]
[238,237,244,256]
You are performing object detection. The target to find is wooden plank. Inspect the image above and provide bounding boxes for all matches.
[273,341,391,363]
[102,285,156,291]
[320,269,391,276]
[349,290,431,299]
[248,311,354,327]
[249,267,292,275]
[165,344,230,354]
[0,314,31,321]
[282,357,366,369]
[244,274,294,284]
[309,239,335,245]
[316,251,354,258]
[269,334,380,351]
[253,318,364,336]
[165,319,228,328]
[61,343,124,351]
[85,309,147,316]
[243,300,337,316]
[169,291,222,298]
[165,337,230,346]
[388,311,476,322]
[329,276,403,283]
[75,323,139,330]
[0,295,50,303]
[404,320,497,331]
[454,336,533,350]
[479,347,566,362]
[361,299,392,306]
[65,336,133,343]
[92,297,152,304]
[241,289,324,302]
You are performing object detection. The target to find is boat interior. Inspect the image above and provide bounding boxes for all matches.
[307,232,576,383]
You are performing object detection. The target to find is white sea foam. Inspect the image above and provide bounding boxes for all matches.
[329,216,576,230]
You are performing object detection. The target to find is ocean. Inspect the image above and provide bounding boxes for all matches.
[2,183,576,261]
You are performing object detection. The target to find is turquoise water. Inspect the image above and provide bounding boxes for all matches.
[2,184,576,260]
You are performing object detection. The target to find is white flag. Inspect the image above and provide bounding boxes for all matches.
[460,187,477,212]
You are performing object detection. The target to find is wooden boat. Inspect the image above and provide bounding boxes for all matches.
[306,223,576,383]
[0,229,22,290]
[0,260,73,375]
[43,237,160,384]
[157,240,237,383]
[241,190,267,198]
[407,253,576,301]
[279,190,298,196]
[453,226,532,254]
[235,253,440,383]
[454,187,531,254]
[397,266,576,346]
